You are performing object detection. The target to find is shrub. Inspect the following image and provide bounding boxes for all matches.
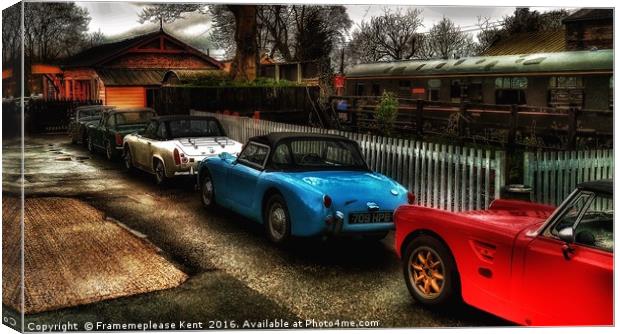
[376,91,399,136]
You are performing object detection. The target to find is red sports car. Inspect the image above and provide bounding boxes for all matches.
[395,180,613,326]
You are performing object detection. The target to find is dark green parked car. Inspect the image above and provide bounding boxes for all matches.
[87,108,156,160]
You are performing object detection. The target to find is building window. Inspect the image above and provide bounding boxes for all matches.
[428,79,441,101]
[146,88,158,108]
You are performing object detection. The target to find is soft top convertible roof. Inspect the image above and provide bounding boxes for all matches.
[577,179,613,195]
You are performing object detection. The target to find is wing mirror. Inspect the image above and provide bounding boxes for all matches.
[558,227,575,244]
[219,152,237,164]
[558,227,575,260]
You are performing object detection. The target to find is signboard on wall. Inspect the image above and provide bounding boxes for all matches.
[411,87,425,94]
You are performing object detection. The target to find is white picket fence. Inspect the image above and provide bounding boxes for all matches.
[193,110,506,211]
[524,150,614,206]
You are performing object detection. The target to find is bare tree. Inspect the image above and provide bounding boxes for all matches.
[23,2,91,62]
[138,4,206,24]
[87,30,107,48]
[210,5,350,62]
[425,17,475,59]
[475,16,501,54]
[348,8,425,63]
[2,3,21,64]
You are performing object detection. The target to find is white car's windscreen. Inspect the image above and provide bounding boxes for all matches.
[167,119,225,138]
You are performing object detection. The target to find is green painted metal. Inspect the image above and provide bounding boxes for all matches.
[346,50,613,78]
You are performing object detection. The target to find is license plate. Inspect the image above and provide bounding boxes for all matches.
[349,211,393,224]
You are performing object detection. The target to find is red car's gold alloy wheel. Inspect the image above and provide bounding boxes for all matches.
[409,247,445,298]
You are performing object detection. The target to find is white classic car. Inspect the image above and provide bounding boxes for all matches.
[122,115,243,184]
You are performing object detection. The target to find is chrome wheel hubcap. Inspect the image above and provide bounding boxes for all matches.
[268,204,287,240]
[202,178,213,205]
[409,247,445,299]
[155,163,164,182]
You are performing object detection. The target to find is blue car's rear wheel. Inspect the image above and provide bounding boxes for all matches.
[403,235,460,307]
[265,194,291,244]
[201,171,216,210]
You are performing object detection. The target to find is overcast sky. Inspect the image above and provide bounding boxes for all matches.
[75,2,576,59]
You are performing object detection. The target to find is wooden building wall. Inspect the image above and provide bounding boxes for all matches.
[565,20,614,51]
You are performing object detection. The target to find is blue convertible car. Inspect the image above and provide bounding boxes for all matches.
[197,132,413,244]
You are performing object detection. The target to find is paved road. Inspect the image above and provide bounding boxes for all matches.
[2,135,508,330]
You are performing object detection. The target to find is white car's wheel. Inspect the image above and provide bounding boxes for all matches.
[123,148,134,171]
[154,159,167,185]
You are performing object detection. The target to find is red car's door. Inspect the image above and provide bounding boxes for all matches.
[521,237,612,325]
[520,191,613,326]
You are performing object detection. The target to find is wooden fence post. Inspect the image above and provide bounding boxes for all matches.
[350,97,358,131]
[508,104,518,145]
[458,101,469,138]
[416,99,424,137]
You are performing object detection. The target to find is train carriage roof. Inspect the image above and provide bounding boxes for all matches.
[346,49,613,78]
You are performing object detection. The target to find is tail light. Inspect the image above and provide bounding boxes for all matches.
[323,195,332,208]
[407,191,416,204]
[173,148,181,165]
[115,133,123,145]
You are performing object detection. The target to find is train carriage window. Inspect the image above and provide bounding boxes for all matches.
[450,80,462,101]
[548,76,584,109]
[397,80,411,97]
[428,79,441,101]
[355,83,365,96]
[495,77,528,105]
[372,83,381,96]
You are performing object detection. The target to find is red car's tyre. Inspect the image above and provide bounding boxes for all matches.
[403,235,460,306]
[264,193,291,245]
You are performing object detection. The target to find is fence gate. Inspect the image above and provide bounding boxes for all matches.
[193,110,507,211]
[524,150,614,206]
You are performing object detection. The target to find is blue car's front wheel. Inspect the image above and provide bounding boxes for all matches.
[264,194,291,244]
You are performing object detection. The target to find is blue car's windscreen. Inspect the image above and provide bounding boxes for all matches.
[272,139,367,170]
[167,119,224,138]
